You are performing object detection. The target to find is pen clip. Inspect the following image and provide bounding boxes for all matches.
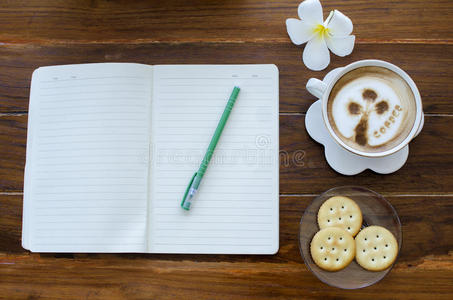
[181,172,197,209]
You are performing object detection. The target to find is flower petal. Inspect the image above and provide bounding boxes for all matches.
[298,0,324,26]
[326,10,353,37]
[286,18,316,45]
[326,35,355,57]
[303,35,330,71]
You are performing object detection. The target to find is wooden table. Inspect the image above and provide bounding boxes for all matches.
[1,1,452,299]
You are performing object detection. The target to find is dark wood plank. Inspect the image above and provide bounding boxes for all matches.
[0,194,23,252]
[0,43,452,113]
[0,1,451,298]
[280,196,453,265]
[1,194,452,298]
[0,115,26,192]
[1,114,452,194]
[0,255,452,300]
[280,114,453,194]
[0,0,451,43]
[3,194,452,265]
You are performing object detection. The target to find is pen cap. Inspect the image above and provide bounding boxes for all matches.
[227,87,240,111]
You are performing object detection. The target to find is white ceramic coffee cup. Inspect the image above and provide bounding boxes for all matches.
[306,59,424,158]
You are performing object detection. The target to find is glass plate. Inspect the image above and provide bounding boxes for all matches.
[299,186,402,289]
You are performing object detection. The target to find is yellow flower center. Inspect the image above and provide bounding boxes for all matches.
[314,24,330,38]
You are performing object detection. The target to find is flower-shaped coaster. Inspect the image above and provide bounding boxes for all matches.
[305,68,409,175]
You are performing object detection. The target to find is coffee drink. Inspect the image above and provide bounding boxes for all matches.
[327,66,417,154]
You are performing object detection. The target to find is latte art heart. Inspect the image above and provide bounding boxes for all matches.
[327,66,417,154]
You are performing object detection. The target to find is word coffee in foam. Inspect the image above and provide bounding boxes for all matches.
[327,66,417,154]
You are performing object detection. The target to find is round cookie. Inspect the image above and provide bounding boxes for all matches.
[317,196,363,236]
[310,227,356,271]
[355,226,398,271]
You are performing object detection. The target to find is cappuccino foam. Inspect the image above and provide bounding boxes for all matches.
[327,66,416,153]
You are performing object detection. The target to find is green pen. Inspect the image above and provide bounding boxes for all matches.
[181,86,240,210]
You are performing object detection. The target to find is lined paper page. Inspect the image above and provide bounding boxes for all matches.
[149,65,279,254]
[23,63,152,252]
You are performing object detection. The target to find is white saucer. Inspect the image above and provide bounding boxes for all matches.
[305,68,409,175]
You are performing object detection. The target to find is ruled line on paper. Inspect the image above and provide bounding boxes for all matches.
[160,84,271,87]
[155,227,272,232]
[156,176,273,180]
[156,125,272,130]
[154,169,274,173]
[154,140,260,144]
[148,65,278,253]
[154,118,270,122]
[36,162,145,167]
[35,199,146,203]
[37,154,143,160]
[154,147,272,152]
[36,221,145,224]
[39,90,147,97]
[36,167,145,173]
[159,183,269,188]
[34,191,145,195]
[159,112,271,116]
[39,75,146,83]
[159,104,271,109]
[155,202,270,206]
[155,213,273,217]
[155,221,272,224]
[155,199,271,204]
[157,77,273,80]
[154,243,272,246]
[36,228,146,231]
[38,125,145,131]
[156,97,271,101]
[40,104,147,111]
[28,64,152,252]
[155,133,259,137]
[36,206,146,209]
[38,132,145,138]
[35,183,145,188]
[156,184,271,188]
[38,147,147,153]
[33,243,145,246]
[39,118,146,125]
[35,175,143,180]
[40,97,147,104]
[158,91,272,95]
[40,83,146,90]
[39,110,146,118]
[37,140,145,146]
[155,236,271,240]
[35,235,146,239]
[155,191,271,195]
[36,213,146,217]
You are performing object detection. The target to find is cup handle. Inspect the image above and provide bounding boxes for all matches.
[415,112,424,137]
[306,78,328,99]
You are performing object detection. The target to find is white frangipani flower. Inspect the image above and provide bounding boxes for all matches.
[286,0,355,71]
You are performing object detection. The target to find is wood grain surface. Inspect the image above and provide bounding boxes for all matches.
[0,0,452,299]
[1,114,453,195]
[2,194,453,263]
[0,43,452,114]
[0,0,451,43]
[1,194,452,298]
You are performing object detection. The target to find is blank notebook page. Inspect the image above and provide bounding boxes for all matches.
[23,63,152,252]
[149,65,279,254]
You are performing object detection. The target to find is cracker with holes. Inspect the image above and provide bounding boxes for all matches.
[317,196,363,236]
[355,226,398,271]
[310,227,356,271]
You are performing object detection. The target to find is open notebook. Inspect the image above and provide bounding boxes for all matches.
[22,63,279,254]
